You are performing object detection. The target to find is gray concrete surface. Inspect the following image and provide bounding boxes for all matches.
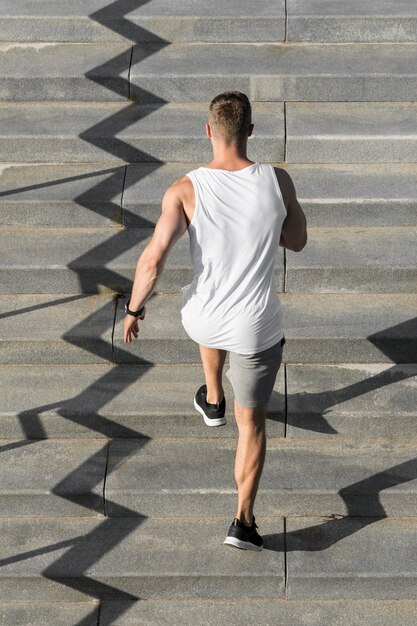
[0,439,106,515]
[286,226,417,292]
[285,164,417,227]
[0,363,286,439]
[0,0,286,43]
[105,437,417,516]
[0,42,130,100]
[0,163,124,227]
[287,516,417,598]
[288,0,417,42]
[0,294,115,364]
[0,602,99,626]
[287,102,417,163]
[0,517,285,600]
[130,43,417,102]
[286,364,417,439]
[98,598,417,626]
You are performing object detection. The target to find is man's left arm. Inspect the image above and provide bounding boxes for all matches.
[123,181,188,343]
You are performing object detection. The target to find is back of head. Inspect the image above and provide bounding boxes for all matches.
[208,91,252,143]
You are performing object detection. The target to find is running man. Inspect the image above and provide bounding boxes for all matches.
[123,91,307,551]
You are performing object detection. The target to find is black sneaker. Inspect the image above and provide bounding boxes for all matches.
[223,515,263,551]
[194,384,226,427]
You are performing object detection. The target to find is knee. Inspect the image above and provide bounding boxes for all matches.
[234,399,266,430]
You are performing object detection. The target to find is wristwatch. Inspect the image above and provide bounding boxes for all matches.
[124,297,145,317]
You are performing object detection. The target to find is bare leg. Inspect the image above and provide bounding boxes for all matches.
[234,398,267,526]
[198,344,227,404]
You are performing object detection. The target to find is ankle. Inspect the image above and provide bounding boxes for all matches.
[236,512,253,527]
[205,386,224,405]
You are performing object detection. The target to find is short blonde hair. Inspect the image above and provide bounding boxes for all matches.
[208,91,252,142]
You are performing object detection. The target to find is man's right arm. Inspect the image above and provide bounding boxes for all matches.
[275,168,307,252]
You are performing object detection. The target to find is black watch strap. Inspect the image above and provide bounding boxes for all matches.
[125,297,145,317]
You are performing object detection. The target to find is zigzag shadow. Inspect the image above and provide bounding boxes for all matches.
[1,2,172,625]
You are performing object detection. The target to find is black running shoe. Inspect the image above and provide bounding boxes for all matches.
[194,384,226,426]
[223,515,263,551]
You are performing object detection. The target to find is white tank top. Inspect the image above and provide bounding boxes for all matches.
[180,161,287,354]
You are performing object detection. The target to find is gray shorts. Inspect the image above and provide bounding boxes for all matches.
[225,336,286,408]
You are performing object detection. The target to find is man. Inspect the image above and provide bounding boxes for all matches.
[123,91,307,551]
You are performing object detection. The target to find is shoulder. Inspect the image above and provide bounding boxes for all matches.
[162,174,194,206]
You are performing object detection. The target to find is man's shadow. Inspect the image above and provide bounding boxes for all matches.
[262,316,417,552]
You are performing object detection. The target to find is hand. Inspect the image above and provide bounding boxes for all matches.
[123,306,146,343]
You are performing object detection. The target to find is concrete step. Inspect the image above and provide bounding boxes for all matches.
[0,363,285,439]
[1,601,417,626]
[287,102,417,163]
[112,292,417,364]
[0,294,115,364]
[2,41,416,102]
[0,226,415,294]
[286,516,417,599]
[4,599,417,626]
[130,42,417,102]
[286,226,417,293]
[1,292,416,366]
[0,516,285,600]
[0,42,131,101]
[104,437,417,517]
[288,0,417,42]
[0,602,98,626]
[1,363,416,440]
[4,436,417,517]
[93,598,417,626]
[0,0,286,43]
[0,163,125,227]
[284,164,417,227]
[0,439,106,516]
[0,227,284,294]
[0,101,284,163]
[4,163,416,229]
[0,516,416,600]
[286,364,417,439]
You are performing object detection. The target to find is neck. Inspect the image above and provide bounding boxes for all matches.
[209,139,251,168]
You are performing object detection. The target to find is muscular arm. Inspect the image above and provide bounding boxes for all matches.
[127,179,188,312]
[275,168,307,252]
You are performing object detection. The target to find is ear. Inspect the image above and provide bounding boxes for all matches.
[205,122,212,138]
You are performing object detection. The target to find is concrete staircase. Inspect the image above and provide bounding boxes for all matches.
[1,1,417,624]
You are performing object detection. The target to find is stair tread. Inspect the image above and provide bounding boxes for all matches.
[5,598,416,626]
[0,516,416,600]
[92,598,417,626]
[102,437,417,516]
[129,43,417,102]
[0,439,106,516]
[288,0,417,43]
[0,0,286,44]
[0,0,283,17]
[287,102,417,163]
[1,362,416,439]
[0,516,285,599]
[0,101,284,163]
[1,436,417,517]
